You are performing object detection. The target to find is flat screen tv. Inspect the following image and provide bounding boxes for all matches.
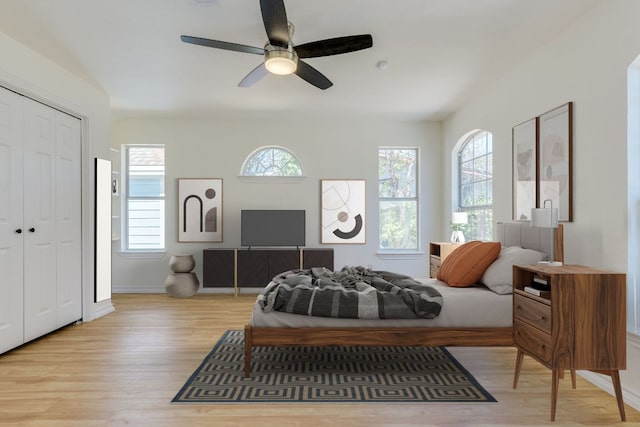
[241,210,305,248]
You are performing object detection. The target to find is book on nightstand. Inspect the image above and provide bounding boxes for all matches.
[524,286,551,298]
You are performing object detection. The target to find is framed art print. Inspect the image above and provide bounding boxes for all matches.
[512,117,538,221]
[538,102,573,222]
[321,179,366,244]
[178,178,223,242]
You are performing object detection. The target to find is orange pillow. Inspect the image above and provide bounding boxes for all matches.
[437,241,501,287]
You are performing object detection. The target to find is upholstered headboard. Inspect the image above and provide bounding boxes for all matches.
[495,222,563,262]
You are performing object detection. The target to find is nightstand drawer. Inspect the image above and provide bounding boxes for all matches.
[514,294,551,334]
[430,255,441,278]
[514,319,552,364]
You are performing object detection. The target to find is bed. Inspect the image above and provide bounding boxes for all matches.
[243,222,563,377]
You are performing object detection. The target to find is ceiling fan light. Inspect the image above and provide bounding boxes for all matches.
[264,49,298,75]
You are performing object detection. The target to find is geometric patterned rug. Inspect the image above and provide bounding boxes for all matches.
[172,330,496,404]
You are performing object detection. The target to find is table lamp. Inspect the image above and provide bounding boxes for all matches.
[531,199,559,263]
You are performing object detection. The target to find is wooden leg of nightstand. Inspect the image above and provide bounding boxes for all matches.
[611,370,626,422]
[570,369,576,389]
[551,368,560,421]
[591,369,626,421]
[513,348,524,389]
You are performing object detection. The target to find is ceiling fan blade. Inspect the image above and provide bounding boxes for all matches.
[295,35,373,58]
[238,63,269,87]
[181,35,264,55]
[260,0,290,48]
[295,60,333,90]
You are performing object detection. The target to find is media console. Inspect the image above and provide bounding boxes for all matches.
[203,248,334,295]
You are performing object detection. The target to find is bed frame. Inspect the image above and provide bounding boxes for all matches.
[243,222,563,377]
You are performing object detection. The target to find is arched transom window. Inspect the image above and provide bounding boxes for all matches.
[241,146,303,177]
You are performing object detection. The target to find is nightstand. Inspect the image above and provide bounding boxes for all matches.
[512,264,627,421]
[429,242,462,278]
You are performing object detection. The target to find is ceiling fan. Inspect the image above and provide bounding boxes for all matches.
[180,0,373,90]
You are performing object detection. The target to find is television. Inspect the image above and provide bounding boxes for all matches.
[241,210,306,248]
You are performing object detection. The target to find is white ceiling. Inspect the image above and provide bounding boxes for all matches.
[0,0,599,120]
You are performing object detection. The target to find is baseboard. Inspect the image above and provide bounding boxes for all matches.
[578,333,640,413]
[111,285,261,295]
[112,285,165,293]
[579,371,640,413]
[93,301,115,319]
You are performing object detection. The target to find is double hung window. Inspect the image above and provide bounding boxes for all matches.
[124,145,165,250]
[378,148,418,250]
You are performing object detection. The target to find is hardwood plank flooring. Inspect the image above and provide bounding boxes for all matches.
[0,294,638,426]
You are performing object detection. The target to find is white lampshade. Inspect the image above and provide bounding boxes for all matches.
[531,199,558,228]
[451,211,468,225]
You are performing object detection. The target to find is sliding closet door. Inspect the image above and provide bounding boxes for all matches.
[22,98,58,341]
[0,87,25,353]
[55,111,82,326]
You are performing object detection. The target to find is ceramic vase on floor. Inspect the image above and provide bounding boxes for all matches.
[165,254,199,297]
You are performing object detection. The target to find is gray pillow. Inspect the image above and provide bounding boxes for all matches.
[480,246,548,295]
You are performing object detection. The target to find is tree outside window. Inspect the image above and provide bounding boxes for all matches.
[458,131,493,241]
[379,148,418,250]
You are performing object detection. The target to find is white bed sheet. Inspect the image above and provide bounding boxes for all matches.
[250,278,512,328]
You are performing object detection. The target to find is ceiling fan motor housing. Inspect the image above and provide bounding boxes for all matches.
[264,44,298,75]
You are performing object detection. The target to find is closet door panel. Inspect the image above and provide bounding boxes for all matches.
[55,111,82,325]
[0,87,24,352]
[22,99,57,341]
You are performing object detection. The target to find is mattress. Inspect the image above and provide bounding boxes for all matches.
[250,278,512,328]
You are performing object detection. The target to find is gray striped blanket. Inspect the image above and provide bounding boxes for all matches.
[257,266,443,319]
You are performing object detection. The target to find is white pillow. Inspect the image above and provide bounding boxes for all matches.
[480,246,548,295]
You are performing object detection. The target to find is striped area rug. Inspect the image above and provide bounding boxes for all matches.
[172,330,496,404]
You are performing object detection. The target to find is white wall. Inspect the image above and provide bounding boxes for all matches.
[0,32,113,321]
[111,117,442,291]
[442,0,640,411]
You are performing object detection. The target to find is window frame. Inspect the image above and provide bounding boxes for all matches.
[122,144,166,252]
[378,147,420,252]
[456,131,493,241]
[240,145,304,177]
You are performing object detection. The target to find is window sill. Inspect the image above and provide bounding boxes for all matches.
[376,251,425,260]
[116,250,166,259]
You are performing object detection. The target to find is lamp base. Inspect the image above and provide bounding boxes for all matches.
[450,230,465,244]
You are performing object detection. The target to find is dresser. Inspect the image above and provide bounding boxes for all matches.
[512,264,627,421]
[203,248,334,295]
[428,242,461,278]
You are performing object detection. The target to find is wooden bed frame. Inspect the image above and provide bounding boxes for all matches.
[243,222,564,377]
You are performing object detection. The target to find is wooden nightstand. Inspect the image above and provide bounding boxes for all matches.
[512,264,627,421]
[428,242,462,278]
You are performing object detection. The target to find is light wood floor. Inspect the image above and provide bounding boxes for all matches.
[0,294,638,426]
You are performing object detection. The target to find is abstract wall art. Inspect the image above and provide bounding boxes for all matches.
[511,102,573,223]
[321,179,366,244]
[178,178,223,242]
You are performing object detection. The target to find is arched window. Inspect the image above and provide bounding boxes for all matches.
[241,146,303,177]
[457,130,493,240]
